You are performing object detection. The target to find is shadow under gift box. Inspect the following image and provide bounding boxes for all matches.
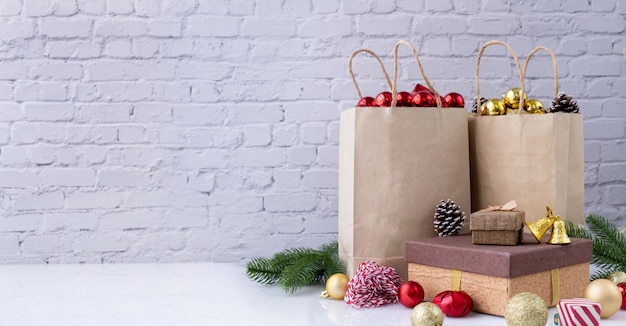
[406,234,592,317]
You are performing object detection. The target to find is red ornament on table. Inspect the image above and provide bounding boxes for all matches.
[398,281,425,308]
[411,83,430,95]
[412,91,437,107]
[433,290,473,317]
[374,91,393,107]
[443,92,465,108]
[357,96,375,107]
[396,91,414,107]
[618,282,626,310]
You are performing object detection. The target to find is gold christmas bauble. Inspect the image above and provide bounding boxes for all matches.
[525,99,545,114]
[479,98,506,116]
[411,302,444,326]
[607,271,626,284]
[324,273,349,300]
[584,279,622,318]
[503,87,527,110]
[504,292,548,326]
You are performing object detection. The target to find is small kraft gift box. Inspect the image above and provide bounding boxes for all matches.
[405,234,592,316]
[470,200,524,245]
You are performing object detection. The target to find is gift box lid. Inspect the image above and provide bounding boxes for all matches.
[406,234,592,278]
[470,211,524,231]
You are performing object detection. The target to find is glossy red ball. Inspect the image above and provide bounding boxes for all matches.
[398,281,425,308]
[412,90,437,107]
[357,96,375,107]
[618,282,626,310]
[443,92,465,108]
[396,91,414,107]
[411,83,430,96]
[433,290,473,317]
[374,91,393,107]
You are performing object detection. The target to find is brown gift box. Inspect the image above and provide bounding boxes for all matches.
[406,235,592,316]
[470,210,525,245]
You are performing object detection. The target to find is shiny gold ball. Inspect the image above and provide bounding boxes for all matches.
[503,87,528,110]
[411,302,444,326]
[479,98,506,116]
[525,99,545,114]
[607,271,626,284]
[504,292,548,326]
[584,279,622,318]
[325,273,349,300]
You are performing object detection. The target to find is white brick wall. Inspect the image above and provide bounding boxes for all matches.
[0,0,624,263]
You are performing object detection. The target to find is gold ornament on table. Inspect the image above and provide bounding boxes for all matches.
[320,273,349,300]
[504,292,548,326]
[479,98,506,116]
[525,206,571,244]
[411,302,444,326]
[525,99,545,114]
[584,279,622,318]
[607,271,626,284]
[502,87,527,110]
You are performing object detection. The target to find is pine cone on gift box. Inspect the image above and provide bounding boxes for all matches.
[472,97,487,114]
[434,199,466,237]
[548,92,579,113]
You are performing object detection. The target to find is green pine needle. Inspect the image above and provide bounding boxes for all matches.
[246,241,345,293]
[564,214,626,281]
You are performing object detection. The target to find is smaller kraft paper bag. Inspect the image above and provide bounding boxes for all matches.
[470,200,524,245]
[469,41,584,225]
[339,40,471,280]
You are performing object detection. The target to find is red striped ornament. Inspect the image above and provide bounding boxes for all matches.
[344,261,403,309]
[556,298,601,326]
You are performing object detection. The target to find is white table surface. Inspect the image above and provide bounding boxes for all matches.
[0,262,623,326]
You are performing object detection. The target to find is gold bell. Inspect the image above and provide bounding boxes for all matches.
[547,216,571,245]
[526,206,556,242]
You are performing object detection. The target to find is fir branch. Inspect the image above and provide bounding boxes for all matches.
[279,252,325,293]
[246,257,281,285]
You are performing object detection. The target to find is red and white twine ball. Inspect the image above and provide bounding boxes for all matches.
[344,261,403,308]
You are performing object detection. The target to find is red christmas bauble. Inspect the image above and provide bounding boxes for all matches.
[374,91,393,107]
[412,91,437,107]
[396,91,414,107]
[357,96,375,107]
[433,290,473,317]
[618,282,626,310]
[398,281,425,308]
[411,83,430,96]
[443,92,465,108]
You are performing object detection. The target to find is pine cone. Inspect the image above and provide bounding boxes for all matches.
[433,199,466,237]
[548,92,579,113]
[472,97,487,114]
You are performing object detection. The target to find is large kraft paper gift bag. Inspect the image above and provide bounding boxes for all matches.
[339,40,471,280]
[469,41,584,226]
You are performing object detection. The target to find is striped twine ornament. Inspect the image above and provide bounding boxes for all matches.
[557,298,601,326]
[344,261,403,308]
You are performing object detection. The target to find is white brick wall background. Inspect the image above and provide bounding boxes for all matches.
[0,0,624,263]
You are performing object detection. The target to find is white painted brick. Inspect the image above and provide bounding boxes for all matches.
[77,0,105,14]
[357,17,411,36]
[0,0,22,16]
[105,39,132,58]
[148,20,182,37]
[426,0,453,11]
[599,163,626,183]
[0,235,19,255]
[66,190,123,209]
[317,145,338,166]
[0,102,22,121]
[91,126,117,144]
[190,82,218,102]
[559,37,586,56]
[30,144,56,164]
[14,82,68,101]
[56,147,80,166]
[468,16,521,35]
[0,170,38,188]
[191,39,220,58]
[209,193,263,214]
[188,171,215,192]
[162,207,208,228]
[187,127,241,148]
[162,0,198,16]
[577,15,624,33]
[118,125,146,143]
[187,16,240,37]
[44,212,99,231]
[77,103,132,123]
[119,148,171,166]
[243,125,271,147]
[96,19,147,37]
[24,103,74,121]
[289,146,317,166]
[272,170,301,189]
[236,148,286,168]
[40,19,92,38]
[177,150,229,169]
[587,79,614,98]
[135,0,160,16]
[98,168,148,187]
[0,62,29,80]
[124,190,171,208]
[0,84,13,100]
[603,99,626,117]
[313,0,339,13]
[587,37,615,55]
[284,102,338,122]
[0,125,9,144]
[299,18,352,37]
[106,0,133,14]
[227,104,283,125]
[571,57,621,77]
[161,39,193,57]
[86,62,140,81]
[302,170,338,189]
[30,63,83,80]
[101,211,156,230]
[134,103,172,122]
[264,193,317,212]
[41,168,96,186]
[585,120,625,140]
[342,0,369,14]
[14,191,64,211]
[0,146,28,165]
[11,123,37,144]
[83,147,108,165]
[415,17,468,35]
[272,124,298,147]
[24,0,51,17]
[76,234,129,252]
[241,19,295,37]
[301,123,327,144]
